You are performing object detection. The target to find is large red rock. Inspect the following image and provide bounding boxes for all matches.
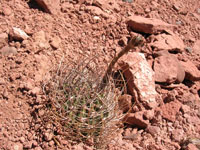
[180,61,200,81]
[153,55,185,84]
[118,52,157,108]
[35,0,60,14]
[150,33,185,53]
[126,15,175,34]
[159,100,182,122]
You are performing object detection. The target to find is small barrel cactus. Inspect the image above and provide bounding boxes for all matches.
[44,57,124,149]
[44,35,144,149]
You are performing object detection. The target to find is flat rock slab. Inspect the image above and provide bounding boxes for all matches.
[35,0,60,14]
[153,55,185,84]
[150,33,185,52]
[126,15,175,34]
[118,52,157,108]
[180,61,200,81]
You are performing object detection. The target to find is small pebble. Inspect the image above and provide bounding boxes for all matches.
[123,0,133,3]
[176,20,182,25]
[197,8,200,14]
[185,47,192,53]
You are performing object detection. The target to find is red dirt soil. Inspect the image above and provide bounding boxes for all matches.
[0,0,200,149]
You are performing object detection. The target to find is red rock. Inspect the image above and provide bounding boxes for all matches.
[123,112,149,128]
[72,144,84,150]
[143,110,155,120]
[92,0,120,12]
[148,144,162,150]
[86,6,109,18]
[118,52,157,108]
[30,87,40,95]
[126,15,175,34]
[171,129,184,142]
[10,27,29,41]
[186,144,199,150]
[177,62,186,83]
[44,131,54,141]
[150,33,185,52]
[186,116,200,124]
[0,33,8,48]
[180,61,200,81]
[170,142,181,150]
[33,30,50,50]
[50,36,61,49]
[23,141,33,149]
[146,125,160,136]
[35,147,43,150]
[179,93,196,103]
[61,3,74,12]
[2,7,12,16]
[181,105,191,114]
[35,0,60,14]
[13,143,23,150]
[160,100,182,122]
[0,46,17,55]
[153,50,170,57]
[154,55,185,84]
[118,94,132,113]
[193,40,200,55]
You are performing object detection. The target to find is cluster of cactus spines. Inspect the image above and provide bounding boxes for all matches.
[44,35,144,149]
[45,56,124,149]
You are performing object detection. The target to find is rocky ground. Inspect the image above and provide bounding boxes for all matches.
[0,0,200,149]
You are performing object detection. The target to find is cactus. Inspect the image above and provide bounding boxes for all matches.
[44,35,144,149]
[45,56,123,149]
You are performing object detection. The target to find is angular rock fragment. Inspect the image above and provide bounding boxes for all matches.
[50,36,61,49]
[159,100,182,122]
[150,33,185,52]
[146,125,160,136]
[10,27,29,41]
[92,0,120,12]
[0,46,17,55]
[0,33,8,48]
[123,112,149,128]
[2,6,12,16]
[180,61,200,81]
[127,15,175,34]
[153,55,185,84]
[85,6,108,18]
[33,30,50,51]
[35,0,60,14]
[118,52,157,108]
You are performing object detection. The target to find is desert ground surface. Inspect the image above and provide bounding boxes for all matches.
[0,0,200,149]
